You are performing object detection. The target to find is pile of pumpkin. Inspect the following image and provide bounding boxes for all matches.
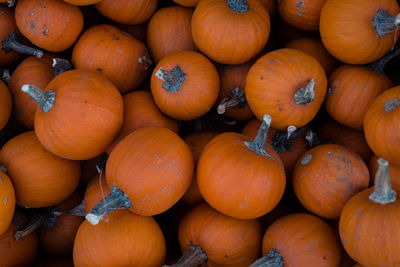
[0,0,399,266]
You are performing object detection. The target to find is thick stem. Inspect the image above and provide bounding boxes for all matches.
[271,126,298,153]
[369,158,396,204]
[14,208,53,240]
[164,245,207,267]
[294,79,315,105]
[52,58,74,76]
[368,47,400,74]
[249,249,284,267]
[1,0,15,7]
[2,32,43,58]
[245,114,272,157]
[217,87,246,114]
[53,202,86,217]
[21,84,55,113]
[227,0,249,13]
[384,97,400,112]
[86,185,132,225]
[0,68,10,84]
[373,10,400,37]
[155,66,185,93]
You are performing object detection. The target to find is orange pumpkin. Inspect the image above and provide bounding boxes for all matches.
[364,86,400,165]
[246,48,327,130]
[72,24,151,93]
[0,170,15,236]
[118,22,148,43]
[320,0,400,64]
[151,50,219,121]
[0,80,11,131]
[192,0,270,64]
[84,174,110,214]
[369,154,400,190]
[0,6,22,66]
[173,0,199,7]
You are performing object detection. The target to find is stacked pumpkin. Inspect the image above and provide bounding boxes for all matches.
[0,0,399,266]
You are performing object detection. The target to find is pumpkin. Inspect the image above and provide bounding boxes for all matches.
[84,174,110,214]
[177,203,262,267]
[0,80,11,131]
[319,0,400,64]
[0,6,21,66]
[0,131,81,208]
[8,55,54,129]
[293,144,370,219]
[73,210,166,267]
[191,0,270,64]
[369,154,400,190]
[339,158,400,266]
[246,48,327,130]
[72,24,151,93]
[173,0,199,7]
[364,86,400,165]
[147,6,196,63]
[23,69,124,160]
[15,0,84,52]
[151,50,219,121]
[118,22,148,43]
[254,213,341,266]
[85,127,194,224]
[197,114,286,219]
[0,170,15,236]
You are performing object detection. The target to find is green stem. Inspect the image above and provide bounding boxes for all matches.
[369,158,397,204]
[164,245,207,267]
[245,114,272,157]
[21,85,55,113]
[217,87,246,114]
[227,0,249,13]
[2,32,43,58]
[373,11,400,36]
[249,249,284,267]
[294,79,315,105]
[155,66,186,93]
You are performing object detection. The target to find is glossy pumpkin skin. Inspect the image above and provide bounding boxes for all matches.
[8,55,54,129]
[0,131,81,208]
[192,0,270,64]
[95,0,157,25]
[106,91,178,154]
[147,6,196,63]
[0,171,15,236]
[320,0,400,64]
[72,24,151,93]
[364,86,400,165]
[246,48,327,130]
[325,65,393,130]
[151,50,220,121]
[293,144,370,219]
[84,174,110,214]
[278,0,326,30]
[34,70,124,160]
[106,127,194,216]
[178,203,263,267]
[0,6,22,67]
[369,154,400,190]
[0,80,12,131]
[15,0,84,52]
[262,213,341,266]
[73,210,166,267]
[173,0,199,7]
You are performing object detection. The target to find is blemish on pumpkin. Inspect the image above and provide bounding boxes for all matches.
[330,80,339,93]
[111,35,120,41]
[323,256,326,260]
[0,177,3,183]
[296,1,304,8]
[260,76,263,80]
[96,68,102,71]
[84,100,88,103]
[4,196,6,205]
[301,154,312,165]
[30,21,35,29]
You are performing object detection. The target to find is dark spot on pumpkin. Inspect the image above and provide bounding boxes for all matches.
[225,255,228,258]
[296,1,304,8]
[260,76,264,80]
[30,21,35,29]
[111,35,120,41]
[323,256,326,260]
[96,68,102,71]
[84,100,88,103]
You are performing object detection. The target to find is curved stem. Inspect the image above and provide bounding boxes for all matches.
[52,58,74,76]
[53,202,86,217]
[21,84,55,113]
[2,32,43,58]
[384,97,399,112]
[155,66,186,93]
[0,68,10,84]
[217,87,246,114]
[249,249,284,267]
[368,47,400,74]
[14,208,53,240]
[373,10,399,36]
[294,79,315,105]
[369,158,396,204]
[1,0,15,7]
[227,0,249,13]
[86,185,132,225]
[164,245,207,267]
[245,114,272,157]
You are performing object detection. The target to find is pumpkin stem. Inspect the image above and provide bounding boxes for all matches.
[86,185,132,225]
[0,166,6,173]
[164,245,207,267]
[384,97,400,112]
[271,126,299,153]
[0,68,10,84]
[227,0,249,13]
[1,32,43,58]
[249,249,284,267]
[369,158,397,204]
[373,10,400,36]
[245,114,272,157]
[217,87,246,114]
[21,84,55,113]
[368,47,400,74]
[294,79,315,105]
[96,152,109,173]
[14,208,53,240]
[52,58,74,76]
[1,0,15,7]
[53,202,86,217]
[155,66,186,93]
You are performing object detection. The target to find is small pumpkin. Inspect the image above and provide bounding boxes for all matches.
[369,154,400,190]
[173,0,200,7]
[0,80,11,131]
[84,174,110,214]
[0,169,15,236]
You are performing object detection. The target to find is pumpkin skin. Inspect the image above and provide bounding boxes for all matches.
[0,131,81,208]
[191,0,270,64]
[364,86,400,165]
[246,48,327,130]
[63,0,102,5]
[369,154,400,190]
[72,24,151,93]
[320,0,400,64]
[73,210,166,267]
[258,0,276,17]
[95,0,157,25]
[0,171,15,236]
[293,144,370,219]
[0,6,22,67]
[178,203,263,267]
[8,55,54,129]
[33,69,124,160]
[325,65,393,130]
[147,6,196,63]
[262,213,341,266]
[15,0,84,52]
[151,50,219,121]
[173,0,199,7]
[0,80,11,131]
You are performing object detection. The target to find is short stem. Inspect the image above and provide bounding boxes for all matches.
[164,245,207,267]
[0,68,10,84]
[294,79,315,105]
[2,0,16,7]
[155,66,186,93]
[14,208,53,240]
[227,0,249,13]
[384,97,400,112]
[86,185,132,225]
[373,10,400,37]
[272,126,298,153]
[245,114,272,157]
[217,87,246,114]
[0,166,7,173]
[286,125,296,139]
[249,249,284,267]
[368,47,400,73]
[52,58,74,76]
[369,158,397,204]
[21,84,55,113]
[305,129,326,148]
[2,32,43,58]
